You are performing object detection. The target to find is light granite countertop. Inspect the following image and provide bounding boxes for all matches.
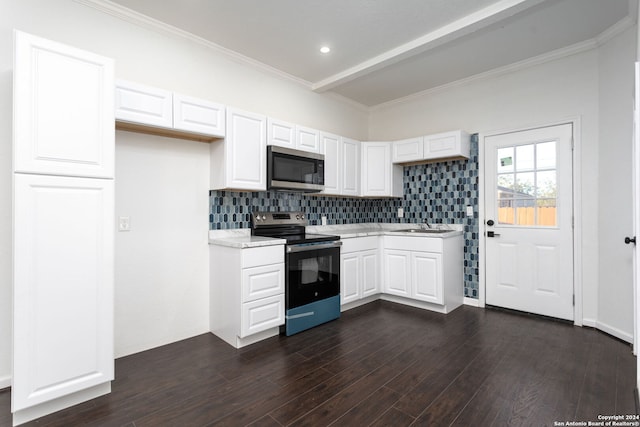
[306,223,463,239]
[208,223,464,248]
[208,229,286,249]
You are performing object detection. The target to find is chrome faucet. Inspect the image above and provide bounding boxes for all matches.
[419,218,432,230]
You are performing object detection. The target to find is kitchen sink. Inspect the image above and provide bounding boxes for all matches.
[396,229,452,234]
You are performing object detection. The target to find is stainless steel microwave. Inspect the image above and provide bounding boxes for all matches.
[267,146,325,192]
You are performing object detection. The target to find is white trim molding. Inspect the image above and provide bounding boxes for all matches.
[74,0,312,89]
[463,297,481,307]
[595,321,634,344]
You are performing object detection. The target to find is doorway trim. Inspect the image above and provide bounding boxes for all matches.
[478,116,582,326]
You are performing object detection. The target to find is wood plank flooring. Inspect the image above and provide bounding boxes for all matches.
[0,301,636,426]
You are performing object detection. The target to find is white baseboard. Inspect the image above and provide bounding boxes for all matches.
[463,297,480,307]
[0,375,10,389]
[582,318,596,328]
[595,320,633,344]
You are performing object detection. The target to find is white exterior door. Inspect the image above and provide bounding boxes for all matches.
[13,174,114,412]
[485,124,574,321]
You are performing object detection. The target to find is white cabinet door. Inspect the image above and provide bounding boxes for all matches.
[341,253,360,305]
[240,294,285,338]
[242,263,285,303]
[392,137,424,163]
[412,252,443,304]
[115,80,172,129]
[384,250,411,297]
[361,142,402,197]
[424,130,470,160]
[361,250,379,297]
[267,118,296,149]
[173,93,225,137]
[321,132,341,195]
[296,126,320,153]
[218,108,266,191]
[14,31,114,179]
[342,138,361,196]
[13,174,114,412]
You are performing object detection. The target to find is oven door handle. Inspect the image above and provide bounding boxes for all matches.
[287,241,342,253]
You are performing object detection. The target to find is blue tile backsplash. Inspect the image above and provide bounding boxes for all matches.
[210,134,480,299]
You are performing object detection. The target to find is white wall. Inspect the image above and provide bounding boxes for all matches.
[114,131,211,358]
[370,48,602,325]
[597,27,636,342]
[0,0,369,382]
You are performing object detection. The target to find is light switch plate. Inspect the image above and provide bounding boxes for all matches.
[321,216,328,226]
[466,205,474,217]
[118,216,131,232]
[397,208,404,218]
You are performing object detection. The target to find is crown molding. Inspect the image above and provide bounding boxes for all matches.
[370,38,598,111]
[74,0,313,89]
[595,15,635,46]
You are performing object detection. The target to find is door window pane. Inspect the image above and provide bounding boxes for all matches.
[516,144,534,171]
[497,147,514,173]
[515,172,535,197]
[537,141,556,169]
[496,139,558,228]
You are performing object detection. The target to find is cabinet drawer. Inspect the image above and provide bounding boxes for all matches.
[115,80,172,128]
[173,93,225,137]
[242,263,284,302]
[341,236,379,253]
[384,236,442,252]
[242,245,284,268]
[240,294,284,337]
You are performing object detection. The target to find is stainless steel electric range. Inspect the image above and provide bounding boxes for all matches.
[251,211,341,336]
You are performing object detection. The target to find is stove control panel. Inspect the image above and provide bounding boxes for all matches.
[251,211,308,227]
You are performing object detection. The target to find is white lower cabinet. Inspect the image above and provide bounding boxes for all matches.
[13,174,114,422]
[382,235,462,313]
[340,237,379,306]
[210,244,284,348]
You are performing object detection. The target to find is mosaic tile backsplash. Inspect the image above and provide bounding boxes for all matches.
[209,134,480,299]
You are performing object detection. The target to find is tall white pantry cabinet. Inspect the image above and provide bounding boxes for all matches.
[12,31,114,425]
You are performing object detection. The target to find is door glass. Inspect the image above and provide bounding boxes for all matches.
[497,141,557,227]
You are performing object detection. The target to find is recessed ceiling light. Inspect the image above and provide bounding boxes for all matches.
[320,46,331,54]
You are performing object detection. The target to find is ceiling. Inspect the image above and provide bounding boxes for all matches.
[106,0,634,107]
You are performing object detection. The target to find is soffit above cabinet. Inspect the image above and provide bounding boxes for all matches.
[93,0,632,107]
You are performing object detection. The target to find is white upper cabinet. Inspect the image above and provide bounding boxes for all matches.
[267,118,320,153]
[14,31,114,178]
[341,138,361,196]
[321,132,341,195]
[115,80,225,139]
[211,107,266,191]
[296,126,320,153]
[424,130,470,160]
[392,136,424,163]
[173,93,225,136]
[267,118,296,149]
[115,80,172,128]
[361,142,402,197]
[392,130,470,164]
[322,134,361,197]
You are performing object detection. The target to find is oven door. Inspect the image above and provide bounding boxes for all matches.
[286,241,340,309]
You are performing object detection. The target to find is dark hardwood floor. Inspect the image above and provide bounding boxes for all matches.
[0,301,636,426]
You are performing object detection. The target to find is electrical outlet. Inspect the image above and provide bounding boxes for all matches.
[466,205,474,217]
[118,216,131,232]
[397,208,404,218]
[321,216,328,226]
